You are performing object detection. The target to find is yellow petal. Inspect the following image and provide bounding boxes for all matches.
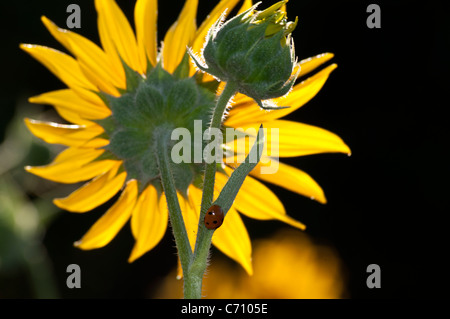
[53,146,101,163]
[53,162,126,212]
[44,104,93,126]
[275,120,351,157]
[187,183,203,211]
[237,0,253,15]
[75,179,138,249]
[97,7,125,78]
[20,44,95,91]
[250,159,327,204]
[77,60,122,97]
[29,89,111,123]
[298,52,335,77]
[192,0,240,54]
[95,0,144,74]
[128,185,168,262]
[25,147,117,183]
[180,194,199,252]
[231,91,254,106]
[85,138,110,148]
[219,169,306,230]
[186,184,205,247]
[24,118,104,147]
[225,64,337,126]
[290,52,335,79]
[20,44,104,105]
[134,0,157,69]
[176,258,183,280]
[41,16,124,94]
[163,0,198,73]
[212,206,253,275]
[228,120,351,157]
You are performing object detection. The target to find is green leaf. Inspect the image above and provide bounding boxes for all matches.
[213,124,264,215]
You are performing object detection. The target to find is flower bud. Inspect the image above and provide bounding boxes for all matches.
[190,1,299,109]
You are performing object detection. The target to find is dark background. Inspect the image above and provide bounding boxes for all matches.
[1,0,449,299]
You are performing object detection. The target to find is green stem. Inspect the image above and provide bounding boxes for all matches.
[199,81,237,227]
[154,129,192,277]
[183,81,237,299]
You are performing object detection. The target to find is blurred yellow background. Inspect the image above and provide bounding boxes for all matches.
[155,229,347,299]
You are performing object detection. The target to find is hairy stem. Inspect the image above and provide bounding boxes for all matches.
[184,82,237,299]
[155,129,192,280]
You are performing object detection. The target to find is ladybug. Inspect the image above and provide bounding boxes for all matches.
[204,205,224,230]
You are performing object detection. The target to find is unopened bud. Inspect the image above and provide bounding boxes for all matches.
[189,1,299,109]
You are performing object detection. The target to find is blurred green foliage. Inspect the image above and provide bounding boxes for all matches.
[0,104,59,298]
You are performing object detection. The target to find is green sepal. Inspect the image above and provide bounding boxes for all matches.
[121,58,144,93]
[93,116,117,136]
[92,149,119,162]
[92,90,113,109]
[94,132,110,141]
[173,51,191,79]
[108,128,150,159]
[188,50,211,75]
[135,83,165,122]
[122,150,159,192]
[108,93,146,129]
[146,62,175,93]
[213,124,264,216]
[145,56,154,76]
[167,78,199,115]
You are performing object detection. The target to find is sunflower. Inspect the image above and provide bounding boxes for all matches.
[21,0,350,277]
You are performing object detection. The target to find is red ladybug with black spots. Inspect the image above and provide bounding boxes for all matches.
[204,205,224,230]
